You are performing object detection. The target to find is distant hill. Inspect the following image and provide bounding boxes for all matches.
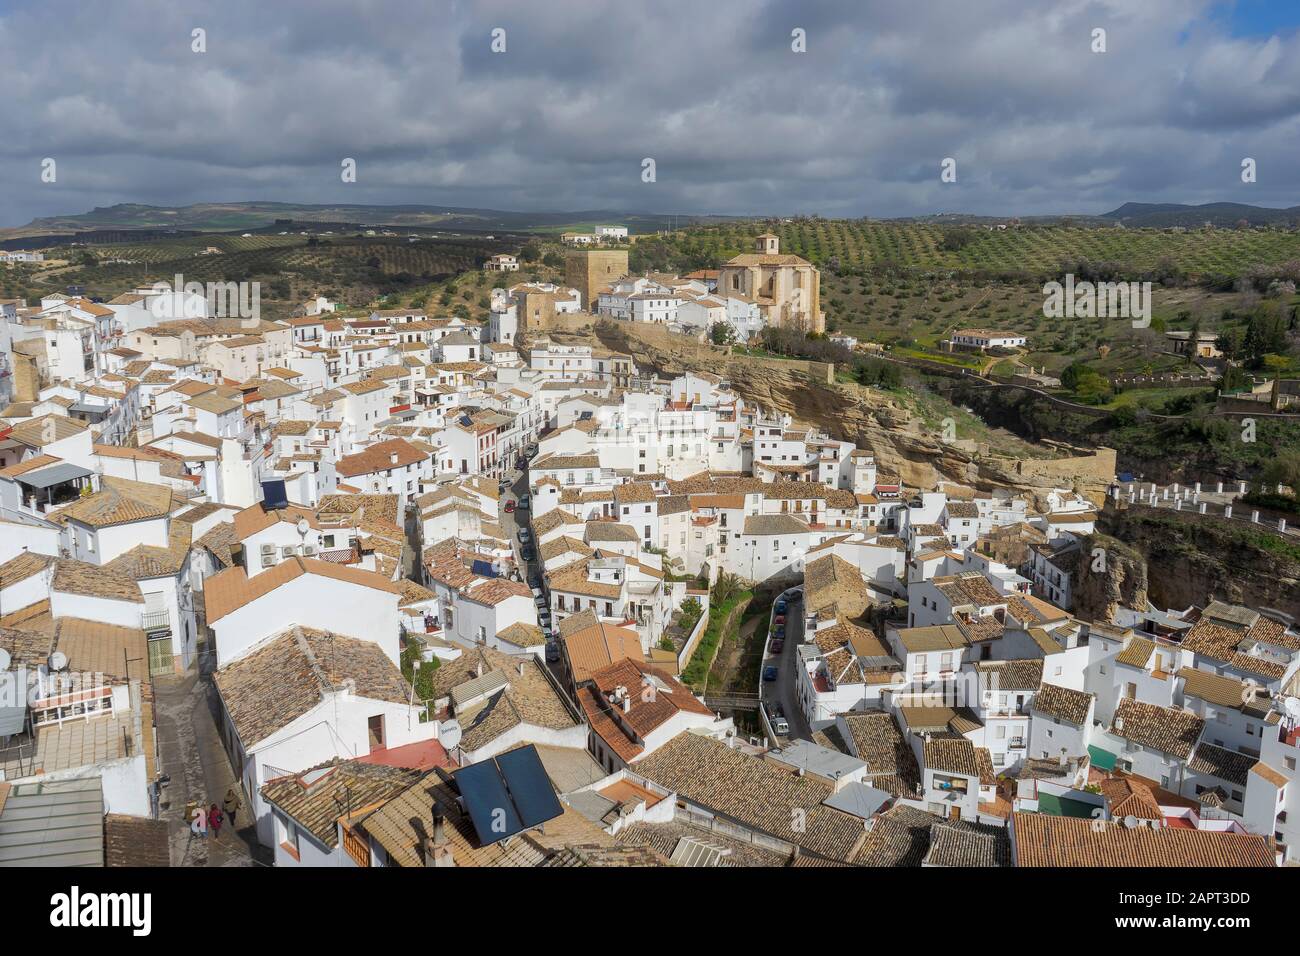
[1101,202,1300,229]
[1,201,738,242]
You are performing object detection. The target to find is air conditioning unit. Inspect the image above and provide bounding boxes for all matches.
[302,545,317,556]
[260,544,276,558]
[281,546,296,558]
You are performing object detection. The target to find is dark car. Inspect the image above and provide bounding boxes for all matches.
[545,643,560,663]
[775,599,787,614]
[770,638,784,654]
[763,665,778,682]
[520,546,535,562]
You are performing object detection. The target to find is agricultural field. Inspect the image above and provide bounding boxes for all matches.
[3,233,515,316]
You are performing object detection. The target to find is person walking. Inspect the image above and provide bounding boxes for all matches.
[190,804,207,839]
[208,803,223,840]
[223,788,241,830]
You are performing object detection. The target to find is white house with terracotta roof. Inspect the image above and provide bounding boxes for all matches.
[213,626,439,848]
[204,557,402,667]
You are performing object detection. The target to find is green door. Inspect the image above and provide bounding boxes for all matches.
[147,636,173,676]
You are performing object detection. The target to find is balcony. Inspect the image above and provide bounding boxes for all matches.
[142,609,171,634]
[1008,737,1026,750]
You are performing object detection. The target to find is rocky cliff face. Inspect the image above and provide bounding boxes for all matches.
[581,321,1110,502]
[1069,532,1149,623]
[1098,507,1300,617]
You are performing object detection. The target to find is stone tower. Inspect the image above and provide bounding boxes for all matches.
[565,248,629,313]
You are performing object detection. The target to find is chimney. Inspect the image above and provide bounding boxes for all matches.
[390,453,399,466]
[475,663,484,679]
[517,661,525,677]
[1115,717,1124,733]
[622,695,631,713]
[428,810,455,867]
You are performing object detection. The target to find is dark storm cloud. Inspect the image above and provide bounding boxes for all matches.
[1,0,1299,226]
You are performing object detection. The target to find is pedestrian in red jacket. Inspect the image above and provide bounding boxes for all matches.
[208,803,223,839]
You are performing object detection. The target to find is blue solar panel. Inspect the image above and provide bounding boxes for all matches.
[497,746,563,830]
[454,760,523,846]
[471,560,498,578]
[452,745,562,847]
[261,479,288,510]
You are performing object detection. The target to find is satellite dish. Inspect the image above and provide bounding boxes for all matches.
[0,649,10,671]
[1123,815,1139,829]
[296,517,310,536]
[438,719,462,751]
[48,651,69,672]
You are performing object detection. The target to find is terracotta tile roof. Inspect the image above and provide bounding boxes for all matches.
[1031,682,1093,725]
[203,557,398,624]
[1188,742,1255,788]
[104,814,170,867]
[588,658,713,740]
[55,617,147,683]
[51,477,174,529]
[560,611,645,684]
[213,627,410,748]
[634,734,868,862]
[547,559,623,599]
[336,438,428,479]
[1115,635,1156,669]
[6,415,88,447]
[1099,776,1164,820]
[260,759,420,848]
[51,558,143,604]
[0,550,55,588]
[838,712,921,796]
[923,738,991,781]
[858,805,1008,867]
[231,501,317,542]
[933,571,1005,609]
[1110,698,1204,760]
[1011,812,1274,866]
[976,658,1043,693]
[431,645,578,752]
[464,577,532,607]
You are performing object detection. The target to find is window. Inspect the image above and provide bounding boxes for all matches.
[368,715,385,749]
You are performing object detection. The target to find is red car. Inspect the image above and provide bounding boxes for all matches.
[503,500,516,513]
[774,614,786,626]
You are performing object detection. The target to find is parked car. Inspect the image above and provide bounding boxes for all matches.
[503,500,516,513]
[520,546,535,561]
[775,599,787,614]
[518,528,531,544]
[763,665,778,682]
[774,614,786,626]
[524,444,538,457]
[772,716,790,736]
[545,643,560,663]
[774,625,785,638]
[770,638,784,654]
[517,494,531,510]
[534,594,548,608]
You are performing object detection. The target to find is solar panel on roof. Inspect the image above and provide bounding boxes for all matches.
[260,479,288,510]
[452,744,563,847]
[496,746,563,830]
[454,760,524,846]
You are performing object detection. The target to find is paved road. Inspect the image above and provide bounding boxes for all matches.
[763,591,812,744]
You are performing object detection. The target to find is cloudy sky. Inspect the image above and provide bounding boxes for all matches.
[2,0,1299,227]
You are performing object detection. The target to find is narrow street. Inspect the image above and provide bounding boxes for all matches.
[765,591,812,743]
[152,640,270,867]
